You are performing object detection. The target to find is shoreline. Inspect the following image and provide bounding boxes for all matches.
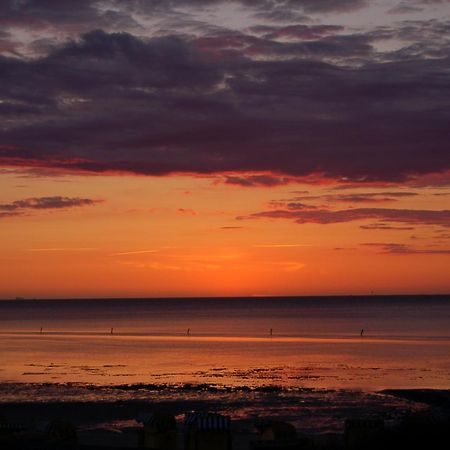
[380,389,450,409]
[1,388,448,449]
[2,294,450,301]
[3,331,449,345]
[2,386,445,430]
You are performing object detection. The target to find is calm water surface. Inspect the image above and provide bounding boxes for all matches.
[1,296,449,392]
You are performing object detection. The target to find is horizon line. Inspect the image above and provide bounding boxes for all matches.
[1,293,449,301]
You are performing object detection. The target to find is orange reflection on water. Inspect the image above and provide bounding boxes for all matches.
[1,331,449,391]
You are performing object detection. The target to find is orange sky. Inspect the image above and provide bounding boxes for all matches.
[0,171,448,298]
[1,1,450,298]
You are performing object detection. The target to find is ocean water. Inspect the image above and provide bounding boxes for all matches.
[0,296,449,393]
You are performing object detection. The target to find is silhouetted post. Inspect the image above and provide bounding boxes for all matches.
[187,328,190,336]
[40,327,43,334]
[111,327,114,335]
[360,329,364,337]
[270,328,273,337]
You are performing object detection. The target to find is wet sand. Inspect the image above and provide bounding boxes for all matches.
[1,298,448,447]
[0,386,435,432]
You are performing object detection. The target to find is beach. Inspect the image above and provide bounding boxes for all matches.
[0,296,449,447]
[0,387,448,448]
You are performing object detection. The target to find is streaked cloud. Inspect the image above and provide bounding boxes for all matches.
[177,208,198,215]
[25,247,97,252]
[270,192,419,207]
[0,196,102,217]
[359,223,415,231]
[223,174,294,187]
[253,244,311,248]
[361,242,450,254]
[239,207,450,227]
[111,249,159,256]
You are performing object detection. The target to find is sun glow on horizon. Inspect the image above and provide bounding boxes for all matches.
[0,172,448,299]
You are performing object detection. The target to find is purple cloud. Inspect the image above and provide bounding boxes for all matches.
[360,223,415,230]
[0,4,449,185]
[0,196,102,217]
[239,207,450,227]
[276,192,419,205]
[361,242,450,254]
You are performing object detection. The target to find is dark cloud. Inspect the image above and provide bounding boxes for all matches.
[266,191,421,213]
[0,0,139,32]
[139,0,368,12]
[388,0,449,15]
[0,0,369,39]
[268,199,318,210]
[387,5,424,15]
[0,211,18,219]
[0,196,101,215]
[271,0,368,13]
[191,26,375,61]
[280,192,419,204]
[239,207,450,227]
[0,1,366,60]
[0,5,449,185]
[416,0,448,4]
[375,20,450,61]
[0,29,18,55]
[330,192,418,203]
[361,242,450,254]
[250,24,345,40]
[360,223,415,230]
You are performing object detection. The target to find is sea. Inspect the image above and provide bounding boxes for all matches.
[0,296,449,434]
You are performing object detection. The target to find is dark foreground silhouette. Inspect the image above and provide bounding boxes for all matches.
[1,390,449,450]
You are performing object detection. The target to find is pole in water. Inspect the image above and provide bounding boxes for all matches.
[360,328,364,337]
[111,327,114,335]
[187,328,190,336]
[270,328,273,337]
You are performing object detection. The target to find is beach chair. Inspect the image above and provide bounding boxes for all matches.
[184,412,231,450]
[251,420,307,450]
[344,418,384,449]
[137,412,177,449]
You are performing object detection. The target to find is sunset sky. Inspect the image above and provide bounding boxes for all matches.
[0,0,449,298]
